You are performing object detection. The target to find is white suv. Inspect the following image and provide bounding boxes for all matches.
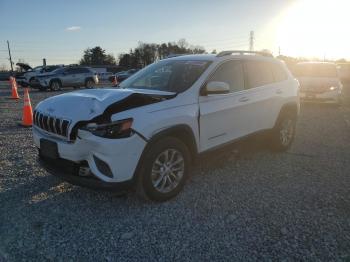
[33,51,300,201]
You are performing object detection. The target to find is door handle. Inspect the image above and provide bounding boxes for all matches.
[276,89,283,94]
[239,97,249,102]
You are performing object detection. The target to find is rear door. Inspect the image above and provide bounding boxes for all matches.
[61,68,76,86]
[65,68,81,86]
[76,68,90,85]
[242,60,282,131]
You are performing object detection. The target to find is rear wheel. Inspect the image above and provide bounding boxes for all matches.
[85,79,94,89]
[270,111,296,152]
[49,80,61,91]
[136,137,191,202]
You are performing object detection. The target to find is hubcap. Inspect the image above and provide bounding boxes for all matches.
[52,82,59,90]
[280,119,294,146]
[87,81,93,88]
[151,149,185,193]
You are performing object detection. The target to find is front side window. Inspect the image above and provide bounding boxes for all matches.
[209,60,244,93]
[244,61,274,89]
[119,60,211,93]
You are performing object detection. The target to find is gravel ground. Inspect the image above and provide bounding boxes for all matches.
[0,85,350,261]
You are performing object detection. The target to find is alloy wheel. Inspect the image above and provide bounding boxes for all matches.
[151,149,185,193]
[280,119,294,146]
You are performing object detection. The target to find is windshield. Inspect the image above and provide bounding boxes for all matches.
[119,60,211,93]
[294,63,338,78]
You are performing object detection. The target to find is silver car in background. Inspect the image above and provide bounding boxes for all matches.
[31,66,99,91]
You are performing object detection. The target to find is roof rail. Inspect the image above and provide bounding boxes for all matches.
[165,54,189,59]
[216,50,273,58]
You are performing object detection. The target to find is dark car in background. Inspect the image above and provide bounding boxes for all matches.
[0,72,11,81]
[31,66,99,91]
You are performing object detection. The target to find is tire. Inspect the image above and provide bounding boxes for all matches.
[85,78,94,89]
[49,80,62,91]
[270,111,297,152]
[136,137,191,202]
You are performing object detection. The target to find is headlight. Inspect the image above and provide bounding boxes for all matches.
[82,118,133,139]
[329,86,337,91]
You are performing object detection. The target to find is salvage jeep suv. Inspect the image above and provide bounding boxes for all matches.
[33,51,300,201]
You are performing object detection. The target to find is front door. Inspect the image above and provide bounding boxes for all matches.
[199,60,252,151]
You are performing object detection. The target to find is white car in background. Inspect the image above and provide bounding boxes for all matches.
[294,62,343,104]
[33,51,300,201]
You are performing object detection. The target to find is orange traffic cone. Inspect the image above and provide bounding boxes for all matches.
[10,76,20,99]
[20,88,33,127]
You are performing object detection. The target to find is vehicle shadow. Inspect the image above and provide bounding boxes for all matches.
[195,133,271,172]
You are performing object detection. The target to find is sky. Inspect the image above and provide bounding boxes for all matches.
[0,0,349,68]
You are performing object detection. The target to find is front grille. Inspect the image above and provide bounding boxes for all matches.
[33,110,71,138]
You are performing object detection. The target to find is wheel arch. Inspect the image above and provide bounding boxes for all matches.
[49,78,62,86]
[132,124,198,183]
[148,125,198,160]
[274,102,299,128]
[85,77,94,83]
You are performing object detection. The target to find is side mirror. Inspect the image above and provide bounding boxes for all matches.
[203,81,230,95]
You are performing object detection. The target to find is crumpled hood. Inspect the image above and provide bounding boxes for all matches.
[35,88,176,123]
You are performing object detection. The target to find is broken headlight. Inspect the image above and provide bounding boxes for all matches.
[82,118,133,139]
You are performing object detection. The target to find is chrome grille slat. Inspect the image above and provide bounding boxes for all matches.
[33,110,71,139]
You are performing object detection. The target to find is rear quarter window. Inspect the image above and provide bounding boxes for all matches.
[271,63,288,82]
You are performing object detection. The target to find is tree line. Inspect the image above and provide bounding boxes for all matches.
[79,39,205,69]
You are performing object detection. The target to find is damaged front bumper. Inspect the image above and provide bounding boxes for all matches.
[33,126,147,189]
[38,155,134,191]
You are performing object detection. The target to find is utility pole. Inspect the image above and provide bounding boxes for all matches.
[278,46,281,56]
[7,40,14,74]
[249,31,254,51]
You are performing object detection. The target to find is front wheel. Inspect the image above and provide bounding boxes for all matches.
[270,111,296,152]
[136,137,191,202]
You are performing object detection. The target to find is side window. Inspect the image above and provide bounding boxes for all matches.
[210,60,244,93]
[65,68,76,75]
[271,63,288,82]
[79,68,90,74]
[244,61,274,89]
[74,68,87,74]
